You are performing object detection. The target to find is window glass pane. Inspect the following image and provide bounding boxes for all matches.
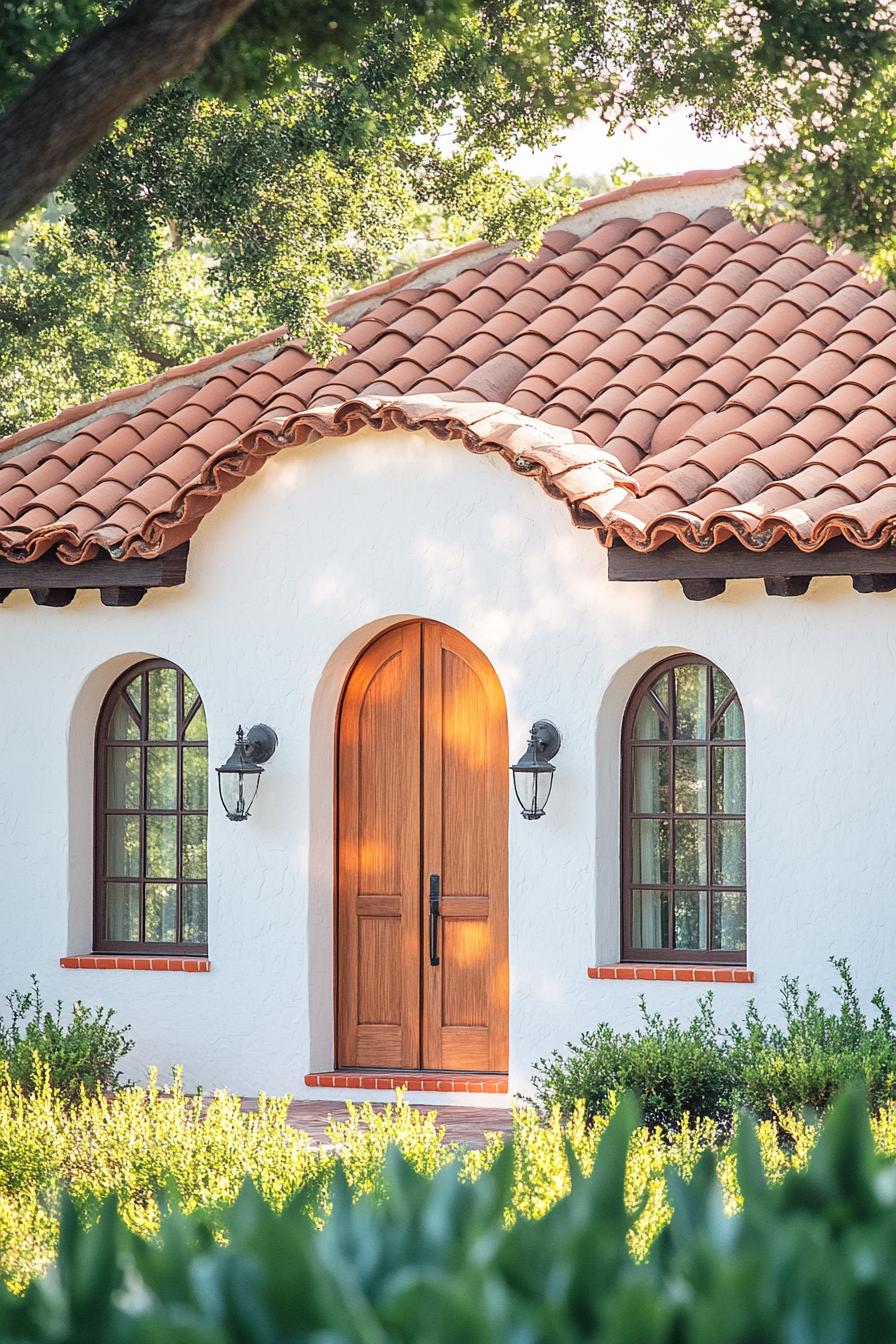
[182,884,208,944]
[109,694,141,741]
[631,819,669,883]
[674,664,707,739]
[674,746,707,813]
[182,674,199,721]
[126,675,143,716]
[714,695,745,741]
[650,672,669,711]
[711,666,733,709]
[712,819,746,885]
[182,814,207,880]
[105,815,140,877]
[184,702,207,742]
[712,891,746,951]
[712,745,745,813]
[148,667,178,740]
[634,676,668,739]
[145,883,178,942]
[183,747,208,809]
[106,747,141,809]
[147,747,177,809]
[632,890,668,949]
[632,747,669,813]
[674,890,707,950]
[105,883,140,941]
[146,815,178,878]
[634,696,664,740]
[674,819,707,885]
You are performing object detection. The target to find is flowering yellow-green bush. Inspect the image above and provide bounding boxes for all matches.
[2,1059,895,1293]
[7,1090,895,1343]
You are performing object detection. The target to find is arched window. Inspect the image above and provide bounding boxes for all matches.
[94,660,208,954]
[621,656,745,964]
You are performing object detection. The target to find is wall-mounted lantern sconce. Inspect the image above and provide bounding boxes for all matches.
[217,724,278,822]
[510,720,561,820]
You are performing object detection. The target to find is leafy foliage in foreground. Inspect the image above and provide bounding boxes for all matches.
[1,1089,895,1341]
[532,959,896,1126]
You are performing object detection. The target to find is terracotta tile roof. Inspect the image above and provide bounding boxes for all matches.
[8,165,896,563]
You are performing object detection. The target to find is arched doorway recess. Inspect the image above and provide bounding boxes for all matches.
[335,619,508,1072]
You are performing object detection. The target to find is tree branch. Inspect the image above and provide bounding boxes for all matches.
[130,342,180,368]
[0,0,259,232]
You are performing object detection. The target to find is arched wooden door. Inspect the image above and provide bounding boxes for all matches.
[336,620,508,1073]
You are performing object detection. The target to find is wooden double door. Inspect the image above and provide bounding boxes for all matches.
[336,620,508,1072]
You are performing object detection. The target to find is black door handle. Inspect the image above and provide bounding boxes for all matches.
[428,874,440,966]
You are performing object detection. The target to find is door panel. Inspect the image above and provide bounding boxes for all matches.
[421,622,508,1071]
[336,624,421,1068]
[336,620,508,1073]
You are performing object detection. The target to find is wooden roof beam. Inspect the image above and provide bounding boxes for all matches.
[608,538,896,600]
[0,543,188,607]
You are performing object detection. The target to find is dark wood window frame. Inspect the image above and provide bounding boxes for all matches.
[94,658,208,956]
[621,654,747,965]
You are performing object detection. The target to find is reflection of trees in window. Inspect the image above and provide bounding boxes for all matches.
[96,660,208,953]
[623,657,746,965]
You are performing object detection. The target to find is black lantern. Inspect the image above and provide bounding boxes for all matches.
[217,724,278,821]
[510,720,561,820]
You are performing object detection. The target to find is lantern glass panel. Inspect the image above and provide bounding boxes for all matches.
[218,770,242,818]
[512,769,536,816]
[218,767,261,819]
[513,766,553,816]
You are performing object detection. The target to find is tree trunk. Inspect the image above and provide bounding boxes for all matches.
[0,0,258,231]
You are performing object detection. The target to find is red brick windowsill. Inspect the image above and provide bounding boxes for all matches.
[589,965,754,983]
[60,956,211,972]
[305,1071,508,1094]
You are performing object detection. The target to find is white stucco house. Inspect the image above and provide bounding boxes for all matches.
[2,166,895,1104]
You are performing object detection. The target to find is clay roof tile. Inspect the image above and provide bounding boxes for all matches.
[8,169,896,558]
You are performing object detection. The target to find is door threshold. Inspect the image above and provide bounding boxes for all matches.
[304,1070,508,1094]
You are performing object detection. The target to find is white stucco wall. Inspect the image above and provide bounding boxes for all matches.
[0,424,893,1103]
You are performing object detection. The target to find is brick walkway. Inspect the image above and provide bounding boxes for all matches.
[241,1098,514,1148]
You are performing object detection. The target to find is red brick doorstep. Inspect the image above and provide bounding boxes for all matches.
[305,1071,508,1094]
[60,955,210,972]
[588,965,754,983]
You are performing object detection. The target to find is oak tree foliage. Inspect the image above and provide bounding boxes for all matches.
[0,0,893,433]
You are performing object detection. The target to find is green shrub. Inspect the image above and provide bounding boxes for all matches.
[730,958,896,1117]
[532,959,896,1126]
[0,977,132,1102]
[0,1089,893,1341]
[529,995,736,1128]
